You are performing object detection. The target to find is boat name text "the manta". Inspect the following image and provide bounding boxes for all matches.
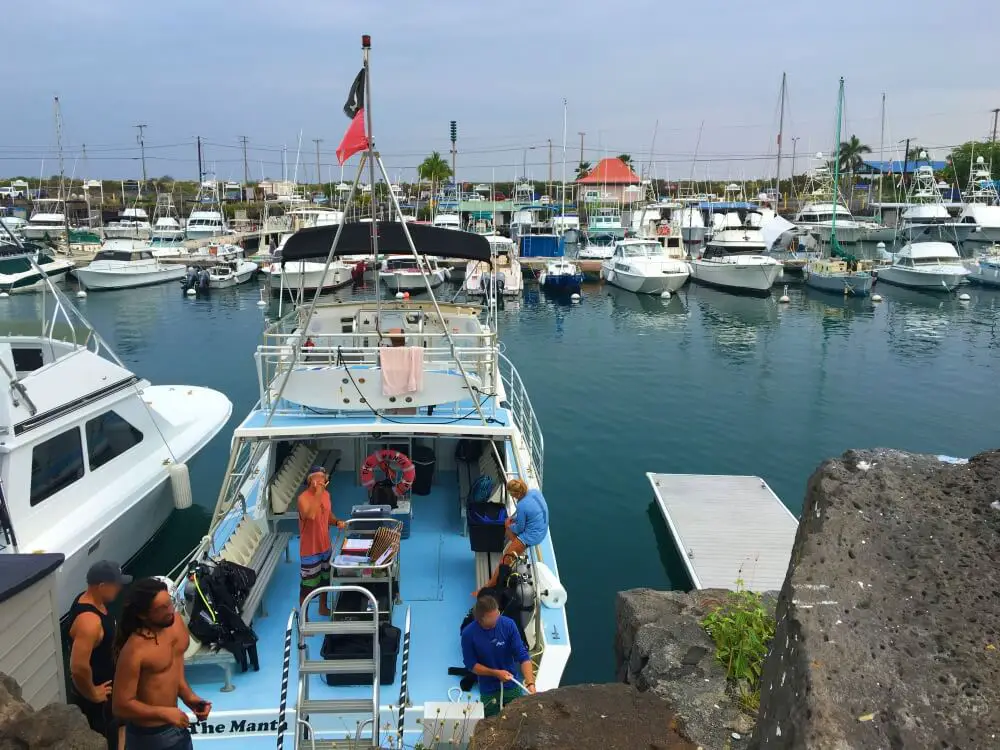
[189,719,281,735]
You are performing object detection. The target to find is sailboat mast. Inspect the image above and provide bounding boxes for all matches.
[776,73,786,200]
[561,98,567,217]
[878,92,885,214]
[830,78,844,250]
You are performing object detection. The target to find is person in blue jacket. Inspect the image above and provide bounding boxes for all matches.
[479,478,549,593]
[461,594,536,717]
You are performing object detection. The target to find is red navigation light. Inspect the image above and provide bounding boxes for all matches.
[362,35,371,48]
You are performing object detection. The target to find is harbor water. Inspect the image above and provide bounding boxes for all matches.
[8,278,1000,685]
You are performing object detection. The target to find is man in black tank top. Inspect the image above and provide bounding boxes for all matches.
[66,560,132,749]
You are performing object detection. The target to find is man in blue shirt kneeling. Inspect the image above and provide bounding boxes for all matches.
[461,594,536,717]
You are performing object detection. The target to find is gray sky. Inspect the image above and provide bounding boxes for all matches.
[4,0,998,183]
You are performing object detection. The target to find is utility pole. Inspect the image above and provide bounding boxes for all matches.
[578,131,585,166]
[239,135,250,187]
[991,108,999,145]
[791,137,800,188]
[902,137,911,186]
[547,138,553,196]
[196,136,203,182]
[312,138,323,188]
[134,123,148,187]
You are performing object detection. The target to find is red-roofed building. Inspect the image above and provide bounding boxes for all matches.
[576,157,643,203]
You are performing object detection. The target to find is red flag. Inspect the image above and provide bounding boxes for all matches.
[337,110,368,165]
[337,69,368,165]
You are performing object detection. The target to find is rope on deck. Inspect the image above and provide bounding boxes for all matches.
[396,606,412,747]
[275,609,297,750]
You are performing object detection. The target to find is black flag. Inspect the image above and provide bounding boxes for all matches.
[343,69,366,119]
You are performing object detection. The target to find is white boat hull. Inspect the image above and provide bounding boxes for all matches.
[969,260,1000,287]
[690,258,781,293]
[23,227,67,241]
[804,224,862,244]
[0,260,75,293]
[602,265,689,294]
[75,265,187,290]
[876,267,969,292]
[268,263,352,294]
[104,227,153,240]
[955,225,1000,245]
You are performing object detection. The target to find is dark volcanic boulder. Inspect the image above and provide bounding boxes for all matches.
[471,682,697,750]
[752,449,1000,749]
[617,588,765,748]
[0,672,105,750]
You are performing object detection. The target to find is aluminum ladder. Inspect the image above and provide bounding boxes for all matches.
[296,585,381,749]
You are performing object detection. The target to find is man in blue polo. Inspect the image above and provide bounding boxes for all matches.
[461,594,535,717]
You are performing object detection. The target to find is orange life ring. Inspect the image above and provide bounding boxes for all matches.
[657,224,671,236]
[359,449,416,497]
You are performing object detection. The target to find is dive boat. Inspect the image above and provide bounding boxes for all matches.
[0,241,75,293]
[539,259,584,294]
[0,266,231,616]
[464,234,523,298]
[74,241,188,290]
[600,238,689,294]
[876,241,970,292]
[158,221,568,748]
[379,255,447,293]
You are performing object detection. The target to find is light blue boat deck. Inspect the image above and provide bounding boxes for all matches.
[186,471,483,746]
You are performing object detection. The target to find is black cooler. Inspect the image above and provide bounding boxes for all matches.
[467,502,507,552]
[320,622,401,686]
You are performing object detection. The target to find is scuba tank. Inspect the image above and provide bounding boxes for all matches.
[505,561,534,636]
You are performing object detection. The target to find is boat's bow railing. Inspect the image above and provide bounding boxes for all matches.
[498,352,543,487]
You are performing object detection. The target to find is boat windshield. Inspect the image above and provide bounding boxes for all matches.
[621,242,659,257]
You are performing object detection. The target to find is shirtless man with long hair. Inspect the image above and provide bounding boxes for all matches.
[112,578,210,750]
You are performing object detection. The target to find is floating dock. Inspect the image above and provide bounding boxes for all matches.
[646,473,798,592]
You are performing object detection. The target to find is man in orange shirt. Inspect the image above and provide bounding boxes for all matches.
[298,466,345,616]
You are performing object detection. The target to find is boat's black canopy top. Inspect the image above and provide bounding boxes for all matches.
[281,222,492,263]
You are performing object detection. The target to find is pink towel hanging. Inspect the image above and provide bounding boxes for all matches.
[381,346,424,396]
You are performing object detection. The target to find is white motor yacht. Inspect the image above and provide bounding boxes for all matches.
[0,282,231,615]
[876,241,970,291]
[431,212,461,230]
[104,207,152,240]
[379,255,447,293]
[185,181,230,240]
[897,165,964,243]
[955,157,1000,245]
[0,241,75,293]
[23,199,67,242]
[600,238,689,294]
[208,259,258,288]
[74,241,187,290]
[150,194,186,247]
[690,245,782,294]
[464,234,523,297]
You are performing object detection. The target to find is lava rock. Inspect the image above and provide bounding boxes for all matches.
[470,682,696,750]
[0,672,105,750]
[752,449,1000,749]
[617,588,767,749]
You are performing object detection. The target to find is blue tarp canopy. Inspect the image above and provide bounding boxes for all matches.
[859,160,948,174]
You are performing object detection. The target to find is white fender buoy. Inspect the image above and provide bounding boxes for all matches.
[660,290,671,299]
[779,295,790,304]
[876,242,886,250]
[169,462,193,510]
[570,293,581,302]
[534,561,567,609]
[256,298,267,307]
[185,287,197,296]
[958,292,971,301]
[395,291,404,299]
[76,289,87,299]
[872,294,883,302]
[0,292,8,299]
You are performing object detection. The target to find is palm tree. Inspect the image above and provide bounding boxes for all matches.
[906,145,929,162]
[574,161,592,180]
[837,136,871,172]
[417,151,452,209]
[617,153,633,168]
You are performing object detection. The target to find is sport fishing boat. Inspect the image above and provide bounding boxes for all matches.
[600,238,689,294]
[955,156,1000,246]
[793,160,862,245]
[186,181,230,241]
[150,193,186,248]
[163,221,569,748]
[876,241,970,292]
[23,198,68,242]
[74,240,188,290]
[464,234,523,298]
[0,256,231,616]
[0,241,75,293]
[103,207,153,240]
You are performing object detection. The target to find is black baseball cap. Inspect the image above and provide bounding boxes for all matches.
[86,561,133,586]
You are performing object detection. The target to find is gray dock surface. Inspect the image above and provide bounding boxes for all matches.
[646,473,798,592]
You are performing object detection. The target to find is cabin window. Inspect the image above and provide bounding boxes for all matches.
[12,348,43,372]
[30,428,85,506]
[85,411,144,470]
